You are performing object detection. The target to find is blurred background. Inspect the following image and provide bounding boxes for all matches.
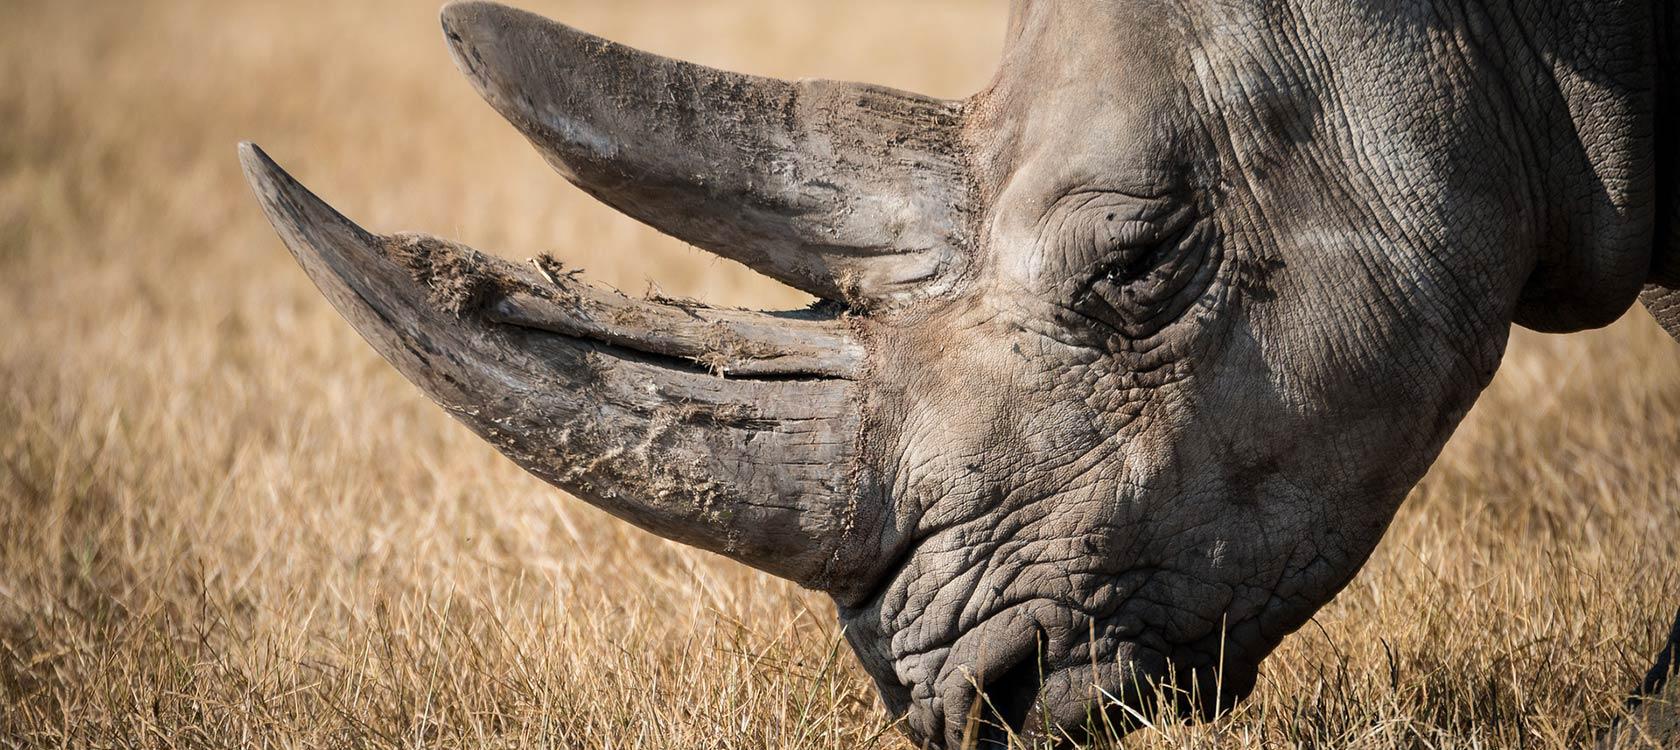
[1,1,1676,747]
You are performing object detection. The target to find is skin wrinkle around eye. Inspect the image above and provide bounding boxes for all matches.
[1012,186,1232,364]
[1083,225,1215,330]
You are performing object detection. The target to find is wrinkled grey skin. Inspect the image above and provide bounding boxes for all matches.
[241,0,1680,746]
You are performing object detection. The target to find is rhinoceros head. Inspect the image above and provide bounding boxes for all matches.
[242,1,1668,745]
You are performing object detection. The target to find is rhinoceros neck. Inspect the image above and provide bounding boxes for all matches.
[1660,1,1677,101]
[1654,0,1680,289]
[1475,0,1661,332]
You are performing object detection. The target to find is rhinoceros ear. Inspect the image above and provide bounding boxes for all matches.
[440,1,974,310]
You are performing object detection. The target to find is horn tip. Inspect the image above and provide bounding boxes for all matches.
[439,0,501,21]
[440,0,593,88]
[238,140,304,235]
[236,141,272,184]
[440,0,528,43]
[237,142,377,265]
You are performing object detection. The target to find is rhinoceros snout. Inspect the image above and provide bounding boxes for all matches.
[905,625,1258,748]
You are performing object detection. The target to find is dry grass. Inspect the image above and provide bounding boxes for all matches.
[1,1,1677,747]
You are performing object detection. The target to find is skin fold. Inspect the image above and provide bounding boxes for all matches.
[241,1,1678,746]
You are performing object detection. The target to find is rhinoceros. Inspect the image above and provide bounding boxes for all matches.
[240,0,1680,746]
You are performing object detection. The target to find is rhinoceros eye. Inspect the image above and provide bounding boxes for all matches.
[1063,203,1211,340]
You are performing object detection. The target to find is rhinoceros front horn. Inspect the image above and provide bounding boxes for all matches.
[239,141,879,593]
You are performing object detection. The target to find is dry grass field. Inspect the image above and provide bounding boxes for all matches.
[2,1,1679,747]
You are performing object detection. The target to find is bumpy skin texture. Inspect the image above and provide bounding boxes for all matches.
[241,0,1675,747]
[840,2,1657,743]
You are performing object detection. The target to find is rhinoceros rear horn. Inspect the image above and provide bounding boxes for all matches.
[439,1,974,309]
[239,143,880,594]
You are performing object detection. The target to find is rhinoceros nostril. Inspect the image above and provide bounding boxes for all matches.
[973,632,1050,748]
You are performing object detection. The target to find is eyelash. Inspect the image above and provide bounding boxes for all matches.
[1089,217,1194,289]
